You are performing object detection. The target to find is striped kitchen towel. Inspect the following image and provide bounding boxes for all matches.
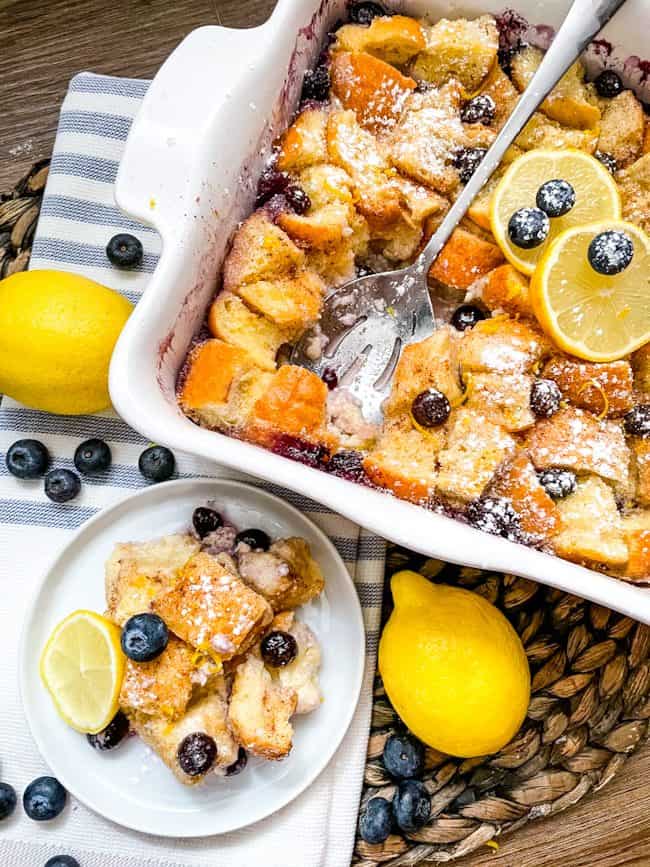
[0,72,385,867]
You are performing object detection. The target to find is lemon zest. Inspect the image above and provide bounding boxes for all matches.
[577,378,609,420]
[486,840,500,853]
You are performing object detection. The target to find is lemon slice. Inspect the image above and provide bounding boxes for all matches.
[530,220,650,362]
[40,610,126,734]
[490,149,621,275]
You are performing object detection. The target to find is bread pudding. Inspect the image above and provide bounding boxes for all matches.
[177,6,650,584]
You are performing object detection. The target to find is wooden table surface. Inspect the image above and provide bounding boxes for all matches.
[3,1,650,864]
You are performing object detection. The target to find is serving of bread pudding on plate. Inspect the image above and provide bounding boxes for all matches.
[177,6,650,584]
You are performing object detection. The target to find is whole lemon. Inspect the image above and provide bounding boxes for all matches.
[379,570,530,757]
[0,270,132,414]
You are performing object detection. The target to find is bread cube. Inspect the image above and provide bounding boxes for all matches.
[479,65,520,130]
[153,552,273,660]
[428,226,504,291]
[411,15,498,92]
[234,271,323,338]
[276,108,328,172]
[275,616,322,714]
[238,537,325,611]
[488,451,560,542]
[598,90,645,167]
[644,119,650,155]
[298,163,354,210]
[228,655,297,759]
[395,176,448,224]
[223,212,305,291]
[480,263,532,317]
[458,315,551,375]
[278,201,352,249]
[120,636,197,721]
[553,476,628,567]
[246,364,330,446]
[526,407,630,488]
[467,169,503,231]
[620,511,650,581]
[618,153,650,234]
[511,47,600,130]
[334,15,425,66]
[632,438,650,506]
[436,408,516,503]
[330,51,416,134]
[516,112,598,153]
[542,357,634,417]
[105,534,201,626]
[363,415,444,503]
[179,339,257,421]
[465,372,535,432]
[632,344,650,394]
[208,291,286,371]
[383,326,463,417]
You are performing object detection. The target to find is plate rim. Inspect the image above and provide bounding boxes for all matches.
[19,477,367,837]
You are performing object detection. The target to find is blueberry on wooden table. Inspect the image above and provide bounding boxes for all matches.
[74,438,111,475]
[536,179,575,218]
[87,710,130,751]
[358,796,393,844]
[23,776,67,821]
[508,207,550,249]
[537,468,577,500]
[261,630,298,667]
[588,230,634,275]
[451,304,486,331]
[138,445,175,482]
[392,779,431,833]
[45,857,81,867]
[0,782,17,820]
[121,613,169,662]
[383,732,424,780]
[177,732,217,776]
[193,506,223,538]
[594,69,624,98]
[235,528,271,551]
[44,468,81,503]
[5,439,50,478]
[106,233,143,268]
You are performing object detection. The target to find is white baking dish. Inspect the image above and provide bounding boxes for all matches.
[110,0,650,622]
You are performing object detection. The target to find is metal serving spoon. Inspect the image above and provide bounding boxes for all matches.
[292,0,628,422]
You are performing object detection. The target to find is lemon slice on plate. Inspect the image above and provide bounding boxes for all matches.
[40,610,126,734]
[490,149,622,275]
[530,220,650,362]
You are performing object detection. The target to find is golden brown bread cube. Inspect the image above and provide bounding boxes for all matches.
[238,537,325,611]
[363,415,444,503]
[120,636,198,721]
[228,655,297,759]
[553,476,628,567]
[618,153,650,234]
[479,263,532,317]
[276,108,328,172]
[334,15,425,66]
[464,372,535,432]
[488,451,560,542]
[428,226,504,291]
[632,344,650,393]
[466,169,503,231]
[208,291,286,371]
[435,408,516,503]
[411,15,498,92]
[479,65,520,130]
[234,271,323,339]
[458,315,552,375]
[516,112,598,153]
[152,552,273,660]
[620,511,650,581]
[542,357,634,418]
[526,407,630,489]
[598,90,645,167]
[105,534,201,626]
[277,201,353,249]
[223,212,306,291]
[632,438,650,507]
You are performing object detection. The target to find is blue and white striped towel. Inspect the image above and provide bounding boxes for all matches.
[0,73,385,867]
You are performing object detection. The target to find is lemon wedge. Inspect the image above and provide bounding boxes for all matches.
[40,610,126,734]
[490,149,621,275]
[530,220,650,362]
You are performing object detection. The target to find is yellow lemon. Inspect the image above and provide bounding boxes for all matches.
[0,269,132,414]
[40,610,126,734]
[490,149,621,275]
[378,571,530,757]
[530,220,650,362]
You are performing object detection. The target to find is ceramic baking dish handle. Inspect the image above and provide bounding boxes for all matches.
[115,24,266,235]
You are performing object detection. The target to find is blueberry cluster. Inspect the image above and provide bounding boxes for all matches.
[508,178,576,250]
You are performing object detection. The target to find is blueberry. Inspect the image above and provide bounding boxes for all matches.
[5,439,50,478]
[595,150,618,174]
[383,733,425,780]
[508,207,550,249]
[225,747,248,776]
[74,438,111,475]
[537,468,577,499]
[460,94,496,125]
[235,528,271,551]
[411,389,450,428]
[177,732,217,777]
[44,468,81,503]
[321,367,339,390]
[106,233,143,268]
[452,147,487,184]
[392,780,431,833]
[45,857,80,867]
[193,506,223,538]
[261,630,298,667]
[530,378,562,418]
[23,776,67,821]
[588,230,634,275]
[0,782,17,820]
[256,168,290,205]
[87,710,130,751]
[466,496,521,540]
[327,450,368,484]
[301,65,330,102]
[121,613,168,662]
[451,304,486,331]
[624,404,650,438]
[348,1,387,25]
[359,797,393,844]
[536,179,575,218]
[285,184,311,214]
[138,445,175,482]
[594,69,623,98]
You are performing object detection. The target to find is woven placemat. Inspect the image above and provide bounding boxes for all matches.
[3,161,650,866]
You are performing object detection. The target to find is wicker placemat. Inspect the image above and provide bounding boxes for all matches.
[3,161,650,867]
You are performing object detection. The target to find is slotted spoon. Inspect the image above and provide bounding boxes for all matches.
[292,0,628,422]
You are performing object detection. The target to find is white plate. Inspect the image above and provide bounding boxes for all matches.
[19,478,365,837]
